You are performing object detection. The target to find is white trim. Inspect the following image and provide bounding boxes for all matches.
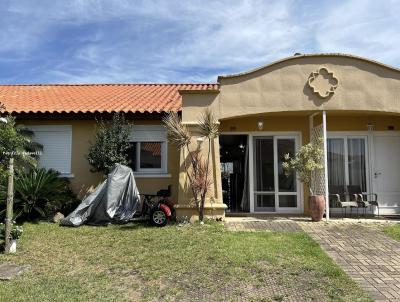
[327,132,371,196]
[134,173,171,178]
[250,132,303,214]
[323,111,330,221]
[249,134,255,213]
[273,136,279,210]
[221,131,302,136]
[220,131,304,214]
[60,173,75,178]
[28,125,72,132]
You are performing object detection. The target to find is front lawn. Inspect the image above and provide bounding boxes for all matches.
[0,222,370,301]
[382,224,400,241]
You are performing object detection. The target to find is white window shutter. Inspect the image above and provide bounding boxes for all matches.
[129,125,167,142]
[28,125,72,175]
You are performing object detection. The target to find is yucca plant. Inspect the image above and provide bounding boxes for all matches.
[0,168,78,221]
[162,108,218,221]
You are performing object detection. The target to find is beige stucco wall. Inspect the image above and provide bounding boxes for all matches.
[19,119,180,202]
[175,125,225,219]
[220,112,400,214]
[217,55,400,119]
[180,91,220,123]
[178,54,400,216]
[182,54,400,124]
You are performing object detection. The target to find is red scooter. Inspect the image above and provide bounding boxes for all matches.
[135,186,175,227]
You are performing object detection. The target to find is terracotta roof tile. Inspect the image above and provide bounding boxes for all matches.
[0,83,219,114]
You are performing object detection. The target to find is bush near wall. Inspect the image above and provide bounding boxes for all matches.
[0,168,80,222]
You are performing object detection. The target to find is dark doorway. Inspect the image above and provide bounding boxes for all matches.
[219,135,249,212]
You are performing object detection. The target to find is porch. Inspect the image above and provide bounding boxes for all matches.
[219,111,400,218]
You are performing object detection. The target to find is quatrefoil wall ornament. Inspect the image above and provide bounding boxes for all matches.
[307,67,338,98]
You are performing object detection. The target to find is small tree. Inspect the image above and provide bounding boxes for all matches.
[282,141,323,195]
[0,103,42,181]
[87,113,133,175]
[0,103,42,253]
[0,115,42,209]
[0,116,41,171]
[163,108,218,222]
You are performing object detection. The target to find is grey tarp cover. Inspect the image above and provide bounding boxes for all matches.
[60,164,140,226]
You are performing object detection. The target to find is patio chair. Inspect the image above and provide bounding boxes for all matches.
[347,185,379,217]
[329,185,359,218]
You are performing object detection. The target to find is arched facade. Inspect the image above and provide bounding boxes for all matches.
[177,54,400,219]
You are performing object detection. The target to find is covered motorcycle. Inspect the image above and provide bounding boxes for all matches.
[60,164,140,227]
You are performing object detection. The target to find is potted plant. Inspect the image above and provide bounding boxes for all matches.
[282,141,324,221]
[9,224,23,253]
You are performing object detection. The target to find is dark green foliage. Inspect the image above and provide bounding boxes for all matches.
[0,168,79,222]
[0,115,43,207]
[0,115,42,172]
[87,113,132,175]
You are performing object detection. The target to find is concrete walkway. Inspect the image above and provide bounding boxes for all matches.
[225,217,400,302]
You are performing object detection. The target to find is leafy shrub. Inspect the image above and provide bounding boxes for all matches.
[0,115,42,171]
[87,113,132,175]
[10,225,23,239]
[0,168,80,222]
[282,140,323,195]
[0,223,22,243]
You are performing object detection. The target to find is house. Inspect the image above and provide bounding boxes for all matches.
[2,53,400,219]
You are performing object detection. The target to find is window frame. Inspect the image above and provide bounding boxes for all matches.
[327,133,370,195]
[252,134,301,212]
[128,125,168,175]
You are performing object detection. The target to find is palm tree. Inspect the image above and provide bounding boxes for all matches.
[163,108,218,221]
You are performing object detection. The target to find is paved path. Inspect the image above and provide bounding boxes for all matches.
[302,222,400,302]
[225,217,303,232]
[225,217,400,301]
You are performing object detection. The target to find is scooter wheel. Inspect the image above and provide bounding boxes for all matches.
[150,208,168,227]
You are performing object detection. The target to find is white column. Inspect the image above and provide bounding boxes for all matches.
[249,134,254,213]
[322,111,330,221]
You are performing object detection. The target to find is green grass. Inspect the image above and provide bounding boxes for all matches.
[0,222,371,301]
[382,224,400,241]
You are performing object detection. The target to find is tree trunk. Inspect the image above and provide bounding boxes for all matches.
[199,138,212,222]
[199,199,205,221]
[4,158,14,254]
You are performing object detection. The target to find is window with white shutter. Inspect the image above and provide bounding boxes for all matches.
[28,125,72,176]
[127,125,168,175]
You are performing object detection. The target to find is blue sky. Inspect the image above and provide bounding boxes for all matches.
[0,0,399,84]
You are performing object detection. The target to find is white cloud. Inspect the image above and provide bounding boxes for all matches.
[315,0,400,62]
[0,0,399,83]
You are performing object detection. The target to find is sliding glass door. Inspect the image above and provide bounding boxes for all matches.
[253,135,299,212]
[254,137,275,211]
[327,135,368,197]
[277,139,297,208]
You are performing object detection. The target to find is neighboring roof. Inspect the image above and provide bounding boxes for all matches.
[0,83,218,114]
[218,53,400,80]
